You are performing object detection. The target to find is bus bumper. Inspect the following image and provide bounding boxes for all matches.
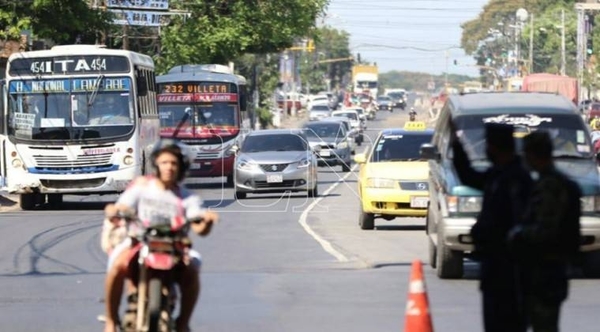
[6,166,139,195]
[188,155,235,178]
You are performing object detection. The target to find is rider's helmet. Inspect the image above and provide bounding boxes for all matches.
[150,139,191,182]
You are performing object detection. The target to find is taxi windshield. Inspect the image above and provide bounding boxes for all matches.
[454,114,593,160]
[371,133,433,162]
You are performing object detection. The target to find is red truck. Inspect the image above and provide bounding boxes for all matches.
[521,73,578,105]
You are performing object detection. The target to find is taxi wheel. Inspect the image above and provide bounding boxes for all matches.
[359,211,375,230]
[428,238,437,269]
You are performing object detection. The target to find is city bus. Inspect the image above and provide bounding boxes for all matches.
[156,64,248,186]
[0,45,160,210]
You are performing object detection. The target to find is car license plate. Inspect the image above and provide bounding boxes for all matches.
[266,174,283,183]
[410,196,429,208]
[320,150,331,157]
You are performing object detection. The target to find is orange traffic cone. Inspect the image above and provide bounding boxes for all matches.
[404,260,433,332]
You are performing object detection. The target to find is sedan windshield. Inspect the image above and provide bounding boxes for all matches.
[242,134,308,152]
[334,112,357,120]
[371,133,433,162]
[304,123,344,139]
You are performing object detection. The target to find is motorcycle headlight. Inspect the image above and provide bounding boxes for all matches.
[366,178,396,189]
[236,158,257,170]
[581,196,600,212]
[447,196,483,213]
[298,158,310,168]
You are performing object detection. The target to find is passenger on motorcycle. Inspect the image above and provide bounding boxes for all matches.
[409,108,417,121]
[102,139,219,332]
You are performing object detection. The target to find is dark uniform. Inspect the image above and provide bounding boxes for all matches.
[510,165,581,332]
[452,123,532,332]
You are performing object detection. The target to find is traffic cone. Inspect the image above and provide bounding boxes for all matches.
[404,260,433,332]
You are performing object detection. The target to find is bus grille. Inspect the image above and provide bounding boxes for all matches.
[33,153,113,168]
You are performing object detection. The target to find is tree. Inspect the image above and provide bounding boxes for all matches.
[0,0,111,44]
[156,0,329,73]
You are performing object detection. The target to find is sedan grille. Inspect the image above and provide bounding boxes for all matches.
[399,181,429,191]
[259,163,289,172]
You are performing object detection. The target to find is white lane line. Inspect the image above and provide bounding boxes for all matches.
[298,146,369,262]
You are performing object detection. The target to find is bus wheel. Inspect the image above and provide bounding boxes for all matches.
[20,194,37,210]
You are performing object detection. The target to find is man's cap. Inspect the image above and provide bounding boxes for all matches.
[523,131,553,158]
[485,122,515,150]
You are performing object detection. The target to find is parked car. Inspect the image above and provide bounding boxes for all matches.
[232,129,319,199]
[303,120,353,172]
[420,92,600,279]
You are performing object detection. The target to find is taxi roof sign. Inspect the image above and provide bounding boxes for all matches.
[403,121,427,130]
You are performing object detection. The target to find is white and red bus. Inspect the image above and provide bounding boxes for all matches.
[156,64,248,186]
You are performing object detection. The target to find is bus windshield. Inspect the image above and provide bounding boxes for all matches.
[6,77,134,141]
[159,103,237,128]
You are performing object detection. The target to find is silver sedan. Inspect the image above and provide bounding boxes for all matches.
[232,129,320,199]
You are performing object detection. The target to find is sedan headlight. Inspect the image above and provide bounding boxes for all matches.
[298,158,310,168]
[447,196,483,213]
[336,141,348,149]
[366,178,396,189]
[581,196,600,212]
[236,158,257,170]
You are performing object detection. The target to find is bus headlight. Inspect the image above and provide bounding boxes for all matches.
[11,158,23,168]
[123,155,134,166]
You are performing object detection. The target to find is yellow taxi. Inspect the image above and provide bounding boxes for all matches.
[353,122,433,230]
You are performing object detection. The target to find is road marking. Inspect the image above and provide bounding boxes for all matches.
[298,146,370,262]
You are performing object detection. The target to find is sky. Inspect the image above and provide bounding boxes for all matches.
[323,0,490,77]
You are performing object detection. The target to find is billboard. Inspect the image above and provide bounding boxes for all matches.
[110,10,173,27]
[106,0,169,10]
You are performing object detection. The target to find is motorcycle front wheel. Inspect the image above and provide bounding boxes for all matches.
[148,278,169,332]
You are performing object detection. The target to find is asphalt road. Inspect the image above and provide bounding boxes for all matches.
[1,103,599,332]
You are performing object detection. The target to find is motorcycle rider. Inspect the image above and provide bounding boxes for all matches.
[409,107,417,121]
[102,139,219,332]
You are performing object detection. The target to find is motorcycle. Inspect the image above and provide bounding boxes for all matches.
[117,213,205,332]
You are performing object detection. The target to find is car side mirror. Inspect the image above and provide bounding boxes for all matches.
[354,153,367,164]
[420,143,440,161]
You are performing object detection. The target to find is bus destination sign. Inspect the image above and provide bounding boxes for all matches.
[158,82,236,94]
[157,82,238,103]
[8,56,130,75]
[8,78,131,94]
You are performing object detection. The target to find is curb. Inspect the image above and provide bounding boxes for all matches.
[0,194,19,212]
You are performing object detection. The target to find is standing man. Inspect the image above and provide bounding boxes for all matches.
[450,121,532,332]
[509,131,582,332]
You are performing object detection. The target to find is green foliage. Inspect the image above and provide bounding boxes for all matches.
[380,71,477,91]
[0,0,111,44]
[157,0,329,74]
[256,106,273,129]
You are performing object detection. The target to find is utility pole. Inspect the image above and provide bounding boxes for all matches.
[122,25,129,50]
[529,13,534,74]
[561,8,566,75]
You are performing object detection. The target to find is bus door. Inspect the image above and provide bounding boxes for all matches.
[0,80,6,190]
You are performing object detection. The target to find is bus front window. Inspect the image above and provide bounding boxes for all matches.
[159,102,237,128]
